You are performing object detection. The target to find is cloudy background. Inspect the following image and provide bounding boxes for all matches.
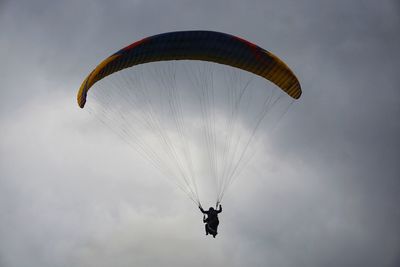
[1,0,399,266]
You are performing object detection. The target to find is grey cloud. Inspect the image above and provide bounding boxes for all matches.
[1,0,399,266]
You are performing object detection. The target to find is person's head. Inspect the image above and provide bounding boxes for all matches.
[209,207,215,211]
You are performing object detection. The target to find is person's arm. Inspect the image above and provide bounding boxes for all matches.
[217,204,222,213]
[199,205,205,214]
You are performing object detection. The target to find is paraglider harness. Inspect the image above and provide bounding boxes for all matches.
[199,203,222,238]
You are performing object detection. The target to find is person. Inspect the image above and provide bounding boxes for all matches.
[199,204,222,238]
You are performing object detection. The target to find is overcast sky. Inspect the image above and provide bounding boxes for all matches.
[1,1,399,267]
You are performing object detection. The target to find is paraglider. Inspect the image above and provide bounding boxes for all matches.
[77,31,301,237]
[200,204,222,238]
[77,31,301,108]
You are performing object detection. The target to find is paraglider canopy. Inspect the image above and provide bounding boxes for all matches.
[77,31,301,207]
[78,31,301,108]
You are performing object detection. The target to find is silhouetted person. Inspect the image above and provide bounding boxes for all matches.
[199,204,222,238]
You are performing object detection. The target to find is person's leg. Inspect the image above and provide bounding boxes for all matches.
[205,224,209,235]
[209,221,219,235]
[207,224,216,235]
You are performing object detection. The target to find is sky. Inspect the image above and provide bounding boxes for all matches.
[1,0,399,266]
